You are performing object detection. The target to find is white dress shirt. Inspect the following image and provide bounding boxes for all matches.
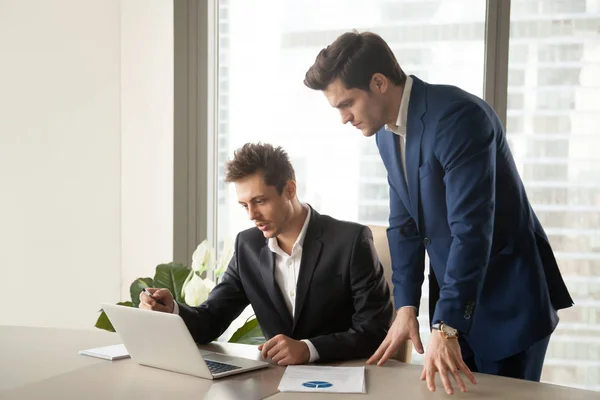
[267,204,320,362]
[385,75,413,184]
[173,204,320,362]
[385,75,418,313]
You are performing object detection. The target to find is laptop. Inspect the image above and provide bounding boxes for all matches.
[101,303,269,379]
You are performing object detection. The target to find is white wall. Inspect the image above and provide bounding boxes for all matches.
[0,0,173,329]
[120,0,174,299]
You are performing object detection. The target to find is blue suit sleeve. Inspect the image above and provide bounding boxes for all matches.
[387,177,425,311]
[432,101,496,334]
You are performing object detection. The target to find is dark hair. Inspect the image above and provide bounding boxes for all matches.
[224,143,296,194]
[304,30,406,91]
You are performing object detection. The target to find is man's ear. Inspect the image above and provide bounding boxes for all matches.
[285,180,297,200]
[370,73,388,93]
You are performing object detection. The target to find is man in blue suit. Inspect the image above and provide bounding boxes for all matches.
[304,31,573,394]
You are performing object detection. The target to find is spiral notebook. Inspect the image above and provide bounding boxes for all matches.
[79,343,130,361]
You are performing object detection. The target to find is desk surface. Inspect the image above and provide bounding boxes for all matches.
[0,325,597,399]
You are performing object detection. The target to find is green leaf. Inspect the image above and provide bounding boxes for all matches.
[228,317,265,345]
[153,263,190,303]
[130,277,154,307]
[94,301,133,332]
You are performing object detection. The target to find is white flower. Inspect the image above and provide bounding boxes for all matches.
[183,274,216,306]
[191,240,217,273]
[215,237,234,279]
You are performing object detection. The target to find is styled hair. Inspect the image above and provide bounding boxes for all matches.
[304,30,406,91]
[224,143,295,194]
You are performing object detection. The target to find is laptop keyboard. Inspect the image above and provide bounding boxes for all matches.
[205,359,242,375]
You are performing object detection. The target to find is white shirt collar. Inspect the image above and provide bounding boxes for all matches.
[385,75,413,134]
[268,204,311,257]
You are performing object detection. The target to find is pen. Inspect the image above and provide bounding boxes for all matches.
[142,287,164,305]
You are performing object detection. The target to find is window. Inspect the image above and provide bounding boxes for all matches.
[536,92,574,110]
[538,68,581,86]
[507,92,525,109]
[508,1,600,390]
[508,68,526,86]
[541,0,587,14]
[211,0,600,390]
[538,44,583,63]
[217,0,486,367]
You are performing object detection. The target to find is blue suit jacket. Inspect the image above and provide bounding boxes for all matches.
[376,76,573,360]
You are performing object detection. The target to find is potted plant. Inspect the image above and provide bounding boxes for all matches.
[95,239,264,345]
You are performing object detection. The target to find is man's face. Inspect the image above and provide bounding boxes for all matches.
[323,77,387,137]
[235,173,294,239]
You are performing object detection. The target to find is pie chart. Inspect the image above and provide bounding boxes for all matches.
[302,381,333,389]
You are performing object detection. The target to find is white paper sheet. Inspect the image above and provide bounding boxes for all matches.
[78,343,130,361]
[277,365,365,393]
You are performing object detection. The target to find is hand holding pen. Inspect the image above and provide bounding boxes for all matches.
[139,287,175,313]
[142,287,164,305]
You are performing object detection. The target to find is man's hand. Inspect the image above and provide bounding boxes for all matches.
[367,306,424,365]
[139,288,175,313]
[420,330,477,395]
[258,334,310,365]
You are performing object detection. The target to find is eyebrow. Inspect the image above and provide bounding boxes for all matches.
[238,195,265,205]
[334,99,352,109]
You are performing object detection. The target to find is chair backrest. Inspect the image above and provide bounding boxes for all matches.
[368,225,413,364]
[369,225,393,291]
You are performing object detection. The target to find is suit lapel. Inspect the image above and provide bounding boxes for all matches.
[391,132,412,208]
[380,130,411,209]
[292,210,323,332]
[259,246,292,328]
[405,76,427,229]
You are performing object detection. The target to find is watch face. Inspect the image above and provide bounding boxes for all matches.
[442,325,458,338]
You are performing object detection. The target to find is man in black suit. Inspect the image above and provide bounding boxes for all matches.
[140,143,393,365]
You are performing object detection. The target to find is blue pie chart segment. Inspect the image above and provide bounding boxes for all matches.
[302,381,333,389]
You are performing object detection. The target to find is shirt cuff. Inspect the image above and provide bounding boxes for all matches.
[398,305,417,311]
[302,339,320,363]
[172,301,180,315]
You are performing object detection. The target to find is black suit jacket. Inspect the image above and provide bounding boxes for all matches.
[178,207,393,362]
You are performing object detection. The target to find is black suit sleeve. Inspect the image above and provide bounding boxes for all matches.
[177,235,250,343]
[308,227,393,361]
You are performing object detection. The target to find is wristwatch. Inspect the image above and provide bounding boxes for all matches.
[431,322,459,339]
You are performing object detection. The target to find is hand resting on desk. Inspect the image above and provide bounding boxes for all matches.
[258,334,310,366]
[367,306,424,365]
[367,307,477,395]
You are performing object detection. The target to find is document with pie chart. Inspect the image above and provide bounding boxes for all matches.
[277,365,366,393]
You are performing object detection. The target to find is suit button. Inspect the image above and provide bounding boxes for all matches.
[464,312,471,320]
[423,237,431,246]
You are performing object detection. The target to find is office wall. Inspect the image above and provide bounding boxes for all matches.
[0,0,121,328]
[120,0,174,300]
[0,0,173,329]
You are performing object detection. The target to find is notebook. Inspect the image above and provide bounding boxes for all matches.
[79,343,130,361]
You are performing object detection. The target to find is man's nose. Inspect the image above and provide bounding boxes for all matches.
[247,204,259,220]
[341,111,353,125]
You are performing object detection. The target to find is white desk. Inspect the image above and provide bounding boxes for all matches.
[0,325,282,399]
[1,325,597,399]
[0,324,120,393]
